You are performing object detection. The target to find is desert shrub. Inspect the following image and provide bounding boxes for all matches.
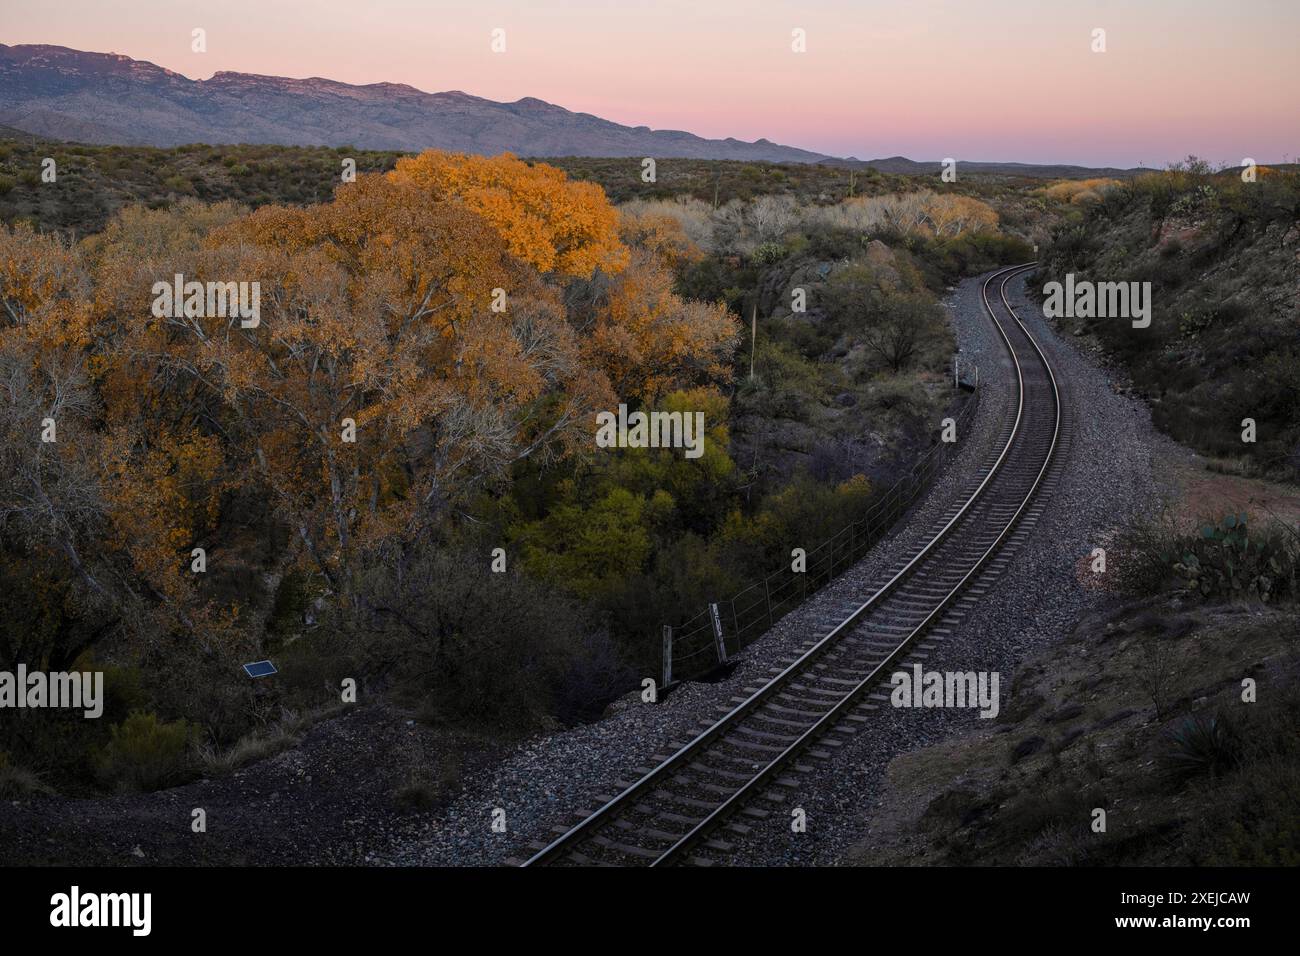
[998,783,1107,840]
[868,375,928,414]
[345,540,632,730]
[741,340,825,419]
[96,711,194,792]
[802,223,866,260]
[162,174,193,194]
[859,293,944,373]
[1158,712,1241,787]
[1183,675,1300,864]
[1038,178,1123,204]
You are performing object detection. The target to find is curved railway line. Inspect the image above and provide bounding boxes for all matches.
[520,263,1065,867]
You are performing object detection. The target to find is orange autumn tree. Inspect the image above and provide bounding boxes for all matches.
[924,194,1000,237]
[618,207,703,271]
[582,249,737,403]
[84,202,242,615]
[94,175,611,591]
[0,223,106,601]
[388,151,629,278]
[391,151,735,423]
[0,215,247,659]
[82,152,738,600]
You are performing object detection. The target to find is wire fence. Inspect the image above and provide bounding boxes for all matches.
[662,366,981,687]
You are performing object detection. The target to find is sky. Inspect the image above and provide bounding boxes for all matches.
[3,0,1298,166]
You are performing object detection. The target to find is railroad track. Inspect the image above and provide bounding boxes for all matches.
[520,263,1063,867]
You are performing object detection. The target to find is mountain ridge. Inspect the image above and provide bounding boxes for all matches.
[0,43,834,162]
[0,43,1162,177]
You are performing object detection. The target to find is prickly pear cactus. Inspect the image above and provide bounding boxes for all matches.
[1170,513,1297,601]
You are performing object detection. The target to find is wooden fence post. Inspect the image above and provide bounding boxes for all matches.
[662,625,673,688]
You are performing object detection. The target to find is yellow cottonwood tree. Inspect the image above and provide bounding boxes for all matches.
[93,175,610,590]
[924,194,1000,237]
[584,250,737,403]
[0,224,105,597]
[69,152,740,603]
[389,151,629,278]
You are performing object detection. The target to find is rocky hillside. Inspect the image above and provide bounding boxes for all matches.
[0,43,831,161]
[1035,165,1300,480]
[847,454,1300,867]
[848,596,1300,866]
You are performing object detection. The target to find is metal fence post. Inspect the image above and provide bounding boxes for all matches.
[709,602,727,664]
[731,599,740,655]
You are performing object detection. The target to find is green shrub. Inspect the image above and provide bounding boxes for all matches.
[96,711,194,792]
[742,340,824,419]
[161,174,189,192]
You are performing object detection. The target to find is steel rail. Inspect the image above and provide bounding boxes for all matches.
[649,263,1060,864]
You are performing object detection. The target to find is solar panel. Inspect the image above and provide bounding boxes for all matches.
[242,660,278,678]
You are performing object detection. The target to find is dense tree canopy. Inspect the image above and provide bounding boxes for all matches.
[0,150,739,647]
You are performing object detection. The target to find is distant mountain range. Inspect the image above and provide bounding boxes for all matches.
[821,156,1146,179]
[0,43,1150,177]
[0,43,831,162]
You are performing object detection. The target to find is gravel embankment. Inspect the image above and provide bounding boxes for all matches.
[389,270,1178,866]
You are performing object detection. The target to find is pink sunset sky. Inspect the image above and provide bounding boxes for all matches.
[4,0,1297,166]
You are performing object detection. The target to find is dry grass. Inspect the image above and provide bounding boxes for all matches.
[197,704,348,776]
[0,761,56,798]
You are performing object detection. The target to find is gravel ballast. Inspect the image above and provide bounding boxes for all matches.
[389,269,1179,866]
